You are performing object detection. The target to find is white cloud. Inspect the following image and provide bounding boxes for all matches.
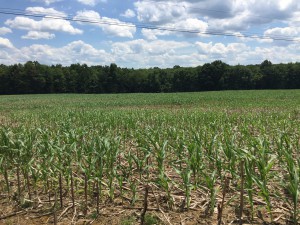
[16,40,112,65]
[5,16,83,35]
[207,11,252,32]
[194,40,300,65]
[195,41,255,63]
[289,12,300,27]
[1,35,300,68]
[74,10,101,22]
[142,18,208,39]
[0,37,14,48]
[134,0,300,34]
[233,32,273,43]
[25,7,67,17]
[74,10,136,38]
[141,29,171,40]
[22,31,55,40]
[111,39,193,67]
[77,0,96,6]
[100,17,136,38]
[135,1,189,24]
[0,27,12,35]
[196,41,249,55]
[264,27,299,39]
[112,39,190,55]
[121,9,136,18]
[30,0,62,5]
[77,0,106,6]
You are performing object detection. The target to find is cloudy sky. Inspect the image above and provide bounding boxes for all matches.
[0,0,300,68]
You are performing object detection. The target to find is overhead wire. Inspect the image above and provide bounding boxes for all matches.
[0,7,299,42]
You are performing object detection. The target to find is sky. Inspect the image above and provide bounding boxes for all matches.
[0,0,300,68]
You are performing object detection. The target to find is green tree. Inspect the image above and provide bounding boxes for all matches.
[198,60,228,91]
[23,61,46,93]
[221,65,254,90]
[50,65,66,93]
[286,63,300,89]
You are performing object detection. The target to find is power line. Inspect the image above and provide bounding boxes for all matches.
[0,8,299,42]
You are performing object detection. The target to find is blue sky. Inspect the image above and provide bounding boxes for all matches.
[0,0,300,68]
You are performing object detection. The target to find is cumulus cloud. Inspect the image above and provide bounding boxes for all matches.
[74,10,101,22]
[194,40,300,64]
[30,0,63,5]
[20,40,112,65]
[74,10,136,38]
[195,41,270,64]
[111,39,194,67]
[112,39,190,55]
[141,18,208,39]
[100,17,136,38]
[141,29,171,40]
[0,40,112,65]
[134,0,300,33]
[232,32,273,43]
[5,16,82,35]
[1,33,300,68]
[0,37,14,48]
[196,42,249,56]
[121,9,136,18]
[0,27,12,35]
[264,27,299,39]
[25,7,67,17]
[110,39,269,68]
[135,1,189,24]
[77,0,107,6]
[22,31,55,40]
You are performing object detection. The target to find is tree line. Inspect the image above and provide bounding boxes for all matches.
[0,60,299,94]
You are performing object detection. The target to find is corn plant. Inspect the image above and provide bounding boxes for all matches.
[187,138,204,186]
[0,127,15,196]
[282,148,300,224]
[252,138,276,222]
[244,156,255,220]
[174,165,192,210]
[204,170,218,216]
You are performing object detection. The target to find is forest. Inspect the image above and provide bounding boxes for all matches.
[0,59,299,94]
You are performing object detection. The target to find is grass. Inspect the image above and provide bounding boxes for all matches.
[0,90,299,224]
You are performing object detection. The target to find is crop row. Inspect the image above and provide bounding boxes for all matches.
[0,109,299,224]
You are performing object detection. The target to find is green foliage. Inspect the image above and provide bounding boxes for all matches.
[0,60,299,94]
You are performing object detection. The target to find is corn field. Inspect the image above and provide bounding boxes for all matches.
[0,91,300,225]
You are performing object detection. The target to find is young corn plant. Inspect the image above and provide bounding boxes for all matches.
[174,164,192,211]
[282,148,300,224]
[222,132,238,179]
[130,148,150,180]
[19,129,37,202]
[129,177,137,206]
[244,156,255,220]
[187,140,204,187]
[93,136,107,214]
[0,127,15,196]
[157,141,174,209]
[104,137,120,202]
[204,170,218,216]
[252,138,276,222]
[79,139,96,215]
